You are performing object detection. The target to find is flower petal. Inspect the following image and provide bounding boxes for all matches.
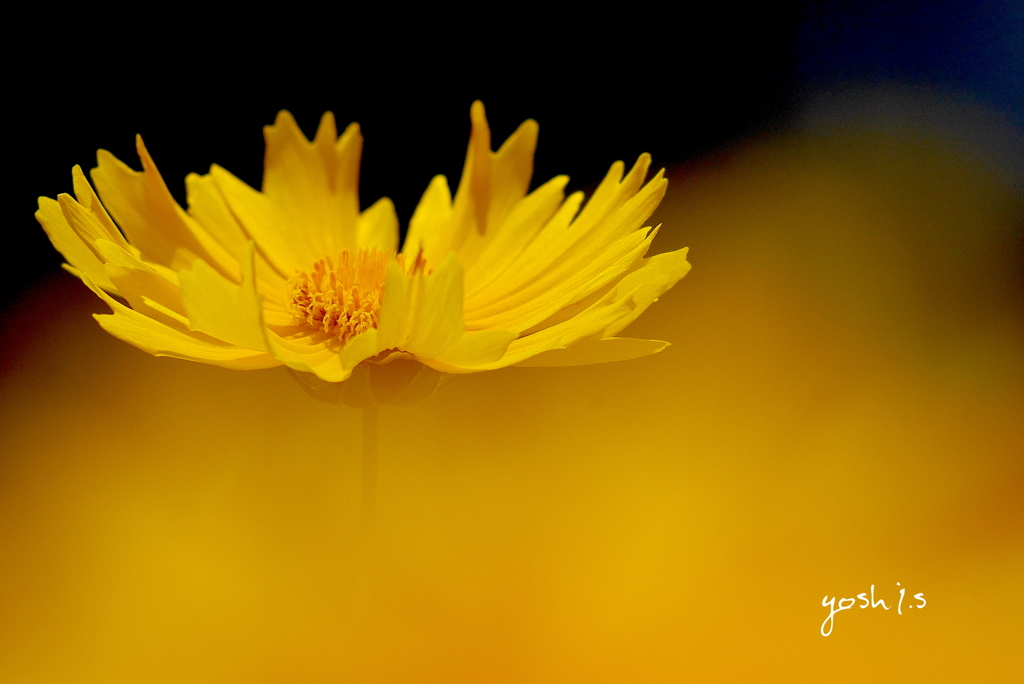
[340,329,382,370]
[262,333,348,381]
[403,102,539,269]
[260,329,378,384]
[184,171,288,297]
[222,240,385,383]
[465,159,665,314]
[515,337,669,367]
[465,225,660,333]
[600,247,692,337]
[405,253,464,359]
[262,111,362,264]
[35,196,116,293]
[474,246,690,369]
[484,115,539,235]
[90,136,241,280]
[463,175,571,297]
[376,261,411,351]
[422,329,518,373]
[451,110,539,267]
[70,165,132,252]
[403,174,453,265]
[179,242,267,351]
[358,196,400,252]
[74,267,278,370]
[208,165,292,273]
[97,239,189,329]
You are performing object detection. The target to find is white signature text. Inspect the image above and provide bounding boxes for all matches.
[821,583,926,636]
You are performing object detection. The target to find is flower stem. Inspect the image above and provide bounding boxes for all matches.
[361,404,379,526]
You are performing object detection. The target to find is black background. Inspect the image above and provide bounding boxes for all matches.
[7,6,802,313]
[6,1,1021,313]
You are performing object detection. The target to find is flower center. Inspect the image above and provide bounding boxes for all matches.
[286,249,390,342]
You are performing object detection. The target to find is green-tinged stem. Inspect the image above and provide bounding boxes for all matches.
[361,404,379,526]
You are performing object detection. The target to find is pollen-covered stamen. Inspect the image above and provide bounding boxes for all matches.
[287,249,391,343]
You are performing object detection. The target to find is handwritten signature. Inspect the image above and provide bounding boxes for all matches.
[821,583,927,636]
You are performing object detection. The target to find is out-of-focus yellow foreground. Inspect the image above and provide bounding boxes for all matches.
[2,129,1021,682]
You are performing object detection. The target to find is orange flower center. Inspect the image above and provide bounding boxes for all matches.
[287,249,390,342]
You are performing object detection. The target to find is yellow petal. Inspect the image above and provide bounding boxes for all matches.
[184,171,248,257]
[76,268,277,370]
[601,247,692,337]
[212,113,373,276]
[405,102,544,273]
[358,197,399,252]
[481,159,628,293]
[91,137,241,280]
[71,165,132,252]
[453,115,540,269]
[466,226,659,333]
[179,242,267,351]
[58,187,190,324]
[246,246,383,383]
[462,157,668,336]
[485,116,539,234]
[568,154,653,239]
[406,253,465,359]
[262,111,362,261]
[473,188,587,306]
[99,238,188,329]
[95,311,278,369]
[93,237,179,282]
[184,171,288,300]
[340,328,382,370]
[376,262,411,351]
[423,329,517,373]
[515,337,669,367]
[264,327,381,384]
[35,197,116,293]
[57,194,125,262]
[105,265,188,328]
[209,164,293,273]
[260,330,366,384]
[474,246,690,369]
[463,175,570,297]
[536,246,690,346]
[468,161,664,309]
[454,100,492,240]
[403,174,453,265]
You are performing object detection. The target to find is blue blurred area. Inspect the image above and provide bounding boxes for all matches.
[799,0,1023,126]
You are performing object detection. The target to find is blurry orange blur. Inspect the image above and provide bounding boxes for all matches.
[2,116,1022,681]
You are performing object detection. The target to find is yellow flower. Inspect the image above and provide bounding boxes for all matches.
[36,102,690,405]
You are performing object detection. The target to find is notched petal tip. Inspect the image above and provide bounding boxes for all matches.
[134,135,154,169]
[467,100,492,159]
[314,111,338,142]
[269,109,299,130]
[339,120,361,140]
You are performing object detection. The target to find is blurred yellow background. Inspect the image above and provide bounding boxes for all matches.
[2,124,1021,681]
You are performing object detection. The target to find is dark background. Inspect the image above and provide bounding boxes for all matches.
[5,0,1021,314]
